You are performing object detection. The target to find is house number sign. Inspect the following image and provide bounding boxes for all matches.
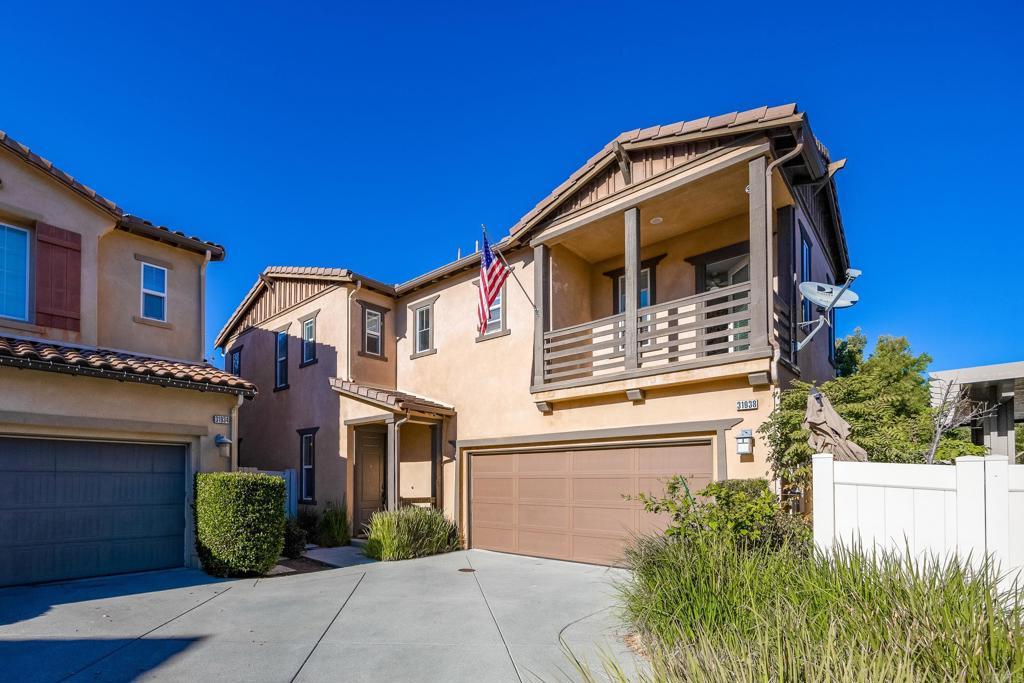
[736,399,758,412]
[212,415,231,425]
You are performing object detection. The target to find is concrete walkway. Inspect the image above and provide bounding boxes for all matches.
[0,549,639,682]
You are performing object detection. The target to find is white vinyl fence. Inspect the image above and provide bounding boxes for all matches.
[813,453,1024,578]
[238,467,298,518]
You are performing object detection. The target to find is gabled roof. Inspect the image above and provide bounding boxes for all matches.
[0,334,256,397]
[330,379,454,417]
[0,129,225,259]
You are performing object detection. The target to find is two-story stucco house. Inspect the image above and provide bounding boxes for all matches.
[217,103,850,565]
[0,130,255,586]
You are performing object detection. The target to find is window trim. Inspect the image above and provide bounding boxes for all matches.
[273,326,290,391]
[228,345,242,376]
[139,261,168,323]
[297,427,319,504]
[686,243,749,293]
[604,253,666,313]
[474,280,510,342]
[826,274,836,366]
[357,300,389,360]
[409,294,440,359]
[299,310,319,367]
[800,228,813,324]
[0,223,31,323]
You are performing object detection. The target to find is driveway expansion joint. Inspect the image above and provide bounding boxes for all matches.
[466,552,524,683]
[289,571,366,683]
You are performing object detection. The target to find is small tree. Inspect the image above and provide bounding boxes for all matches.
[926,378,995,464]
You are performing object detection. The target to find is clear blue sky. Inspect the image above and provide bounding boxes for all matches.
[4,1,1021,372]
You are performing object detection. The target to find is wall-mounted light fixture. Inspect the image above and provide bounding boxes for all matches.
[214,433,232,458]
[649,216,663,225]
[736,429,753,456]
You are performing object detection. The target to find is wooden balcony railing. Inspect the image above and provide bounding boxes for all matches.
[539,283,753,386]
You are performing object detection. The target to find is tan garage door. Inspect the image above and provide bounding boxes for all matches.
[469,441,712,565]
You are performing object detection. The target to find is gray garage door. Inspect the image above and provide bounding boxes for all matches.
[0,437,187,587]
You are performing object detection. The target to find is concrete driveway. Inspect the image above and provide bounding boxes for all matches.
[0,549,638,682]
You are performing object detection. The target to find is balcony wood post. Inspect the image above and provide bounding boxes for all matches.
[747,157,769,351]
[624,207,641,370]
[532,243,551,386]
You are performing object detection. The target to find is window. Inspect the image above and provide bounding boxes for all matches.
[275,329,288,389]
[0,224,30,321]
[229,347,242,375]
[365,309,382,355]
[801,231,813,323]
[416,306,431,352]
[301,317,316,365]
[485,290,502,334]
[298,428,317,503]
[141,262,167,322]
[826,274,836,364]
[615,268,652,313]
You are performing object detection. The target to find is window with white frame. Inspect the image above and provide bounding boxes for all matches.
[365,308,382,356]
[275,330,288,388]
[801,231,813,323]
[301,317,316,364]
[0,224,30,321]
[416,305,431,353]
[484,290,502,335]
[140,262,167,322]
[299,429,316,502]
[229,347,241,376]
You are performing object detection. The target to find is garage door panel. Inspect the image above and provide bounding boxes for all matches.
[517,477,568,502]
[471,440,712,565]
[572,449,634,473]
[573,477,633,504]
[518,503,569,530]
[518,529,571,558]
[0,437,186,587]
[517,450,569,473]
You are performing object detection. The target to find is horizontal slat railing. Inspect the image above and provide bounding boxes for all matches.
[539,284,754,385]
[637,284,751,368]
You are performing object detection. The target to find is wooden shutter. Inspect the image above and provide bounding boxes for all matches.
[34,222,82,331]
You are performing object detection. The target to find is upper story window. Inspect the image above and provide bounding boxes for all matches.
[275,329,289,389]
[141,262,168,322]
[614,269,652,313]
[0,224,30,322]
[301,315,317,366]
[801,231,813,323]
[826,274,836,365]
[229,347,242,375]
[409,294,439,358]
[358,301,388,359]
[485,290,502,334]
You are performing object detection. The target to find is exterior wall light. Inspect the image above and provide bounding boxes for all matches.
[736,429,753,456]
[215,433,232,459]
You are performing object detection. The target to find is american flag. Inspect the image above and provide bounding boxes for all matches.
[477,231,510,334]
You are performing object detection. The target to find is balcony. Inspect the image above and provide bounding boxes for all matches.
[531,144,783,395]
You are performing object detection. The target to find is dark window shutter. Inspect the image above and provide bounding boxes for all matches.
[34,222,82,331]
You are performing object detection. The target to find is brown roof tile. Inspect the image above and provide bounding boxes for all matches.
[332,379,453,416]
[0,335,256,397]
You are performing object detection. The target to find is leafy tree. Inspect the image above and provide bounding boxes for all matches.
[759,330,985,485]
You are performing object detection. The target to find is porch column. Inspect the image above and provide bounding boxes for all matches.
[623,207,640,370]
[747,156,769,351]
[532,243,551,386]
[386,417,399,511]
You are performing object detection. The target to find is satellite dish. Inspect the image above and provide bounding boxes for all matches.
[799,281,860,310]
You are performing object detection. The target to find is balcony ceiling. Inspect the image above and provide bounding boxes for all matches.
[557,162,793,263]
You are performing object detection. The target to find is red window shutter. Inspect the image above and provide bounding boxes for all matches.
[34,222,82,332]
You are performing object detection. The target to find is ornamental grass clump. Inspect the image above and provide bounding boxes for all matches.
[363,506,462,561]
[194,472,285,577]
[317,501,351,547]
[575,534,1024,682]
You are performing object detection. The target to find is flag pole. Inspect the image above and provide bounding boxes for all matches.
[482,225,538,315]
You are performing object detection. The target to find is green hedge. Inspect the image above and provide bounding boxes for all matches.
[194,472,285,577]
[364,506,461,561]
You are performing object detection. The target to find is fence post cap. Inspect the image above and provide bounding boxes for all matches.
[954,455,986,464]
[983,455,1009,463]
[811,453,835,462]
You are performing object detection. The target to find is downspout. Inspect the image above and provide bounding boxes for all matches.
[763,131,804,384]
[199,249,211,361]
[345,280,362,380]
[230,393,243,471]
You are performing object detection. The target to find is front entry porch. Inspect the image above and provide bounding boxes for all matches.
[334,380,454,534]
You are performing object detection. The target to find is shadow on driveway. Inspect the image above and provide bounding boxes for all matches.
[0,637,203,683]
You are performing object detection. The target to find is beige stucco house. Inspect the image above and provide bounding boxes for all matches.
[217,103,850,565]
[0,129,255,586]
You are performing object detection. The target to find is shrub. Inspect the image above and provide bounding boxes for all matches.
[580,534,1024,682]
[317,501,351,547]
[194,472,285,577]
[296,505,321,544]
[283,518,307,559]
[631,476,810,552]
[364,506,461,561]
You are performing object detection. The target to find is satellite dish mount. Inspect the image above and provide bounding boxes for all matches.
[795,268,862,352]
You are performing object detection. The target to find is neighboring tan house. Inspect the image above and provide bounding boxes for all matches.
[930,362,1023,460]
[0,130,255,587]
[216,103,850,565]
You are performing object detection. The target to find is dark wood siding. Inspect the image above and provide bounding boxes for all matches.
[34,222,82,331]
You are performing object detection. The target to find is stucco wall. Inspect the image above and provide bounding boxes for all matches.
[349,289,398,390]
[399,422,433,500]
[97,230,206,361]
[0,150,115,345]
